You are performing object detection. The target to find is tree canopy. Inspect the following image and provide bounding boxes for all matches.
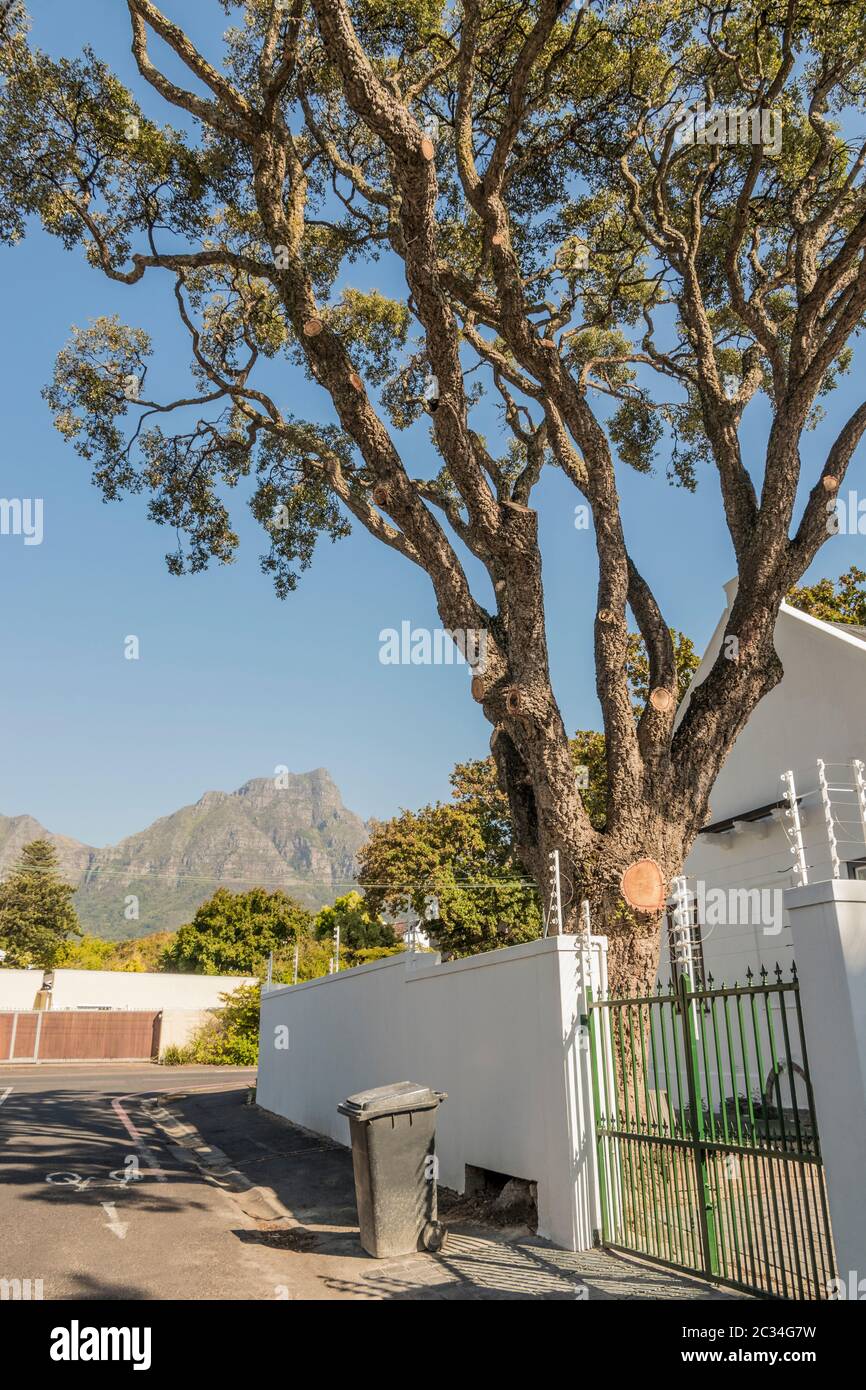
[56,929,178,971]
[161,885,312,974]
[313,890,399,953]
[360,754,543,956]
[787,564,866,626]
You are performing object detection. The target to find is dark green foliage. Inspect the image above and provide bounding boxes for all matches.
[0,839,81,967]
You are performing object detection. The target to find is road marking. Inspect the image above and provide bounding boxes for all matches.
[111,1095,167,1182]
[101,1201,129,1239]
[46,1171,91,1190]
[0,1087,12,1106]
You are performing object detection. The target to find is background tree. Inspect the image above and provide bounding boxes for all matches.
[313,890,398,953]
[55,934,115,970]
[56,929,178,971]
[4,2,866,992]
[787,565,866,626]
[0,839,81,967]
[625,630,699,715]
[161,886,312,975]
[359,757,543,956]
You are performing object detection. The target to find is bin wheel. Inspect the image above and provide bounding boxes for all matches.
[422,1221,446,1252]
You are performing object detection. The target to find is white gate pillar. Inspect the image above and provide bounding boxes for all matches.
[540,934,607,1251]
[785,879,866,1286]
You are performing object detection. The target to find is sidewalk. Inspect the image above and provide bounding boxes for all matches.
[152,1082,746,1301]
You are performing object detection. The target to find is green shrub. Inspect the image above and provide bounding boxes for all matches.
[184,983,261,1065]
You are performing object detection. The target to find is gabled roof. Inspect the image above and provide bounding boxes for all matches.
[778,600,866,654]
[677,581,866,727]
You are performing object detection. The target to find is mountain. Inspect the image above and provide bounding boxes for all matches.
[0,770,369,940]
[0,814,95,882]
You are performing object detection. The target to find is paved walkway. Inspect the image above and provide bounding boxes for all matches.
[160,1081,745,1301]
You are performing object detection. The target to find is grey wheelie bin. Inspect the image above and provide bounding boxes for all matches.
[338,1081,447,1258]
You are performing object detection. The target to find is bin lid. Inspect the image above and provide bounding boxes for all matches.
[337,1080,446,1120]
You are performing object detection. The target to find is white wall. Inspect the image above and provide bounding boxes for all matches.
[157,1008,218,1057]
[0,968,256,1012]
[257,935,606,1252]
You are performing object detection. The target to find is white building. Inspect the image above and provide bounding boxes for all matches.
[0,967,257,1012]
[663,581,866,987]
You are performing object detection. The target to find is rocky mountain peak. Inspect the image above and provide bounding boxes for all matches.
[0,768,368,940]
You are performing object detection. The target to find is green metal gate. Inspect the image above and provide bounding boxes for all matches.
[587,965,836,1299]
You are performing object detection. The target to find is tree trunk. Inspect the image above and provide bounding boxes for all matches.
[603,906,665,1000]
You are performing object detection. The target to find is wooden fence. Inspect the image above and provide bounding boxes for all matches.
[0,1010,161,1062]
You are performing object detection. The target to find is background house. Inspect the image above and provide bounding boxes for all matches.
[0,967,257,1013]
[663,580,866,986]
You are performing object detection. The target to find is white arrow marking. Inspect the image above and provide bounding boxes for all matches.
[101,1201,128,1239]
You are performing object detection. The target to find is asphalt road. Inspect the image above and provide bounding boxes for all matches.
[0,1065,295,1300]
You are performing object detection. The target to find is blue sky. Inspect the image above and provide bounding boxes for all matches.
[2,0,865,849]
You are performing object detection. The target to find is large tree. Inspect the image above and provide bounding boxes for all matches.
[162,886,311,974]
[0,839,81,968]
[4,1,866,992]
